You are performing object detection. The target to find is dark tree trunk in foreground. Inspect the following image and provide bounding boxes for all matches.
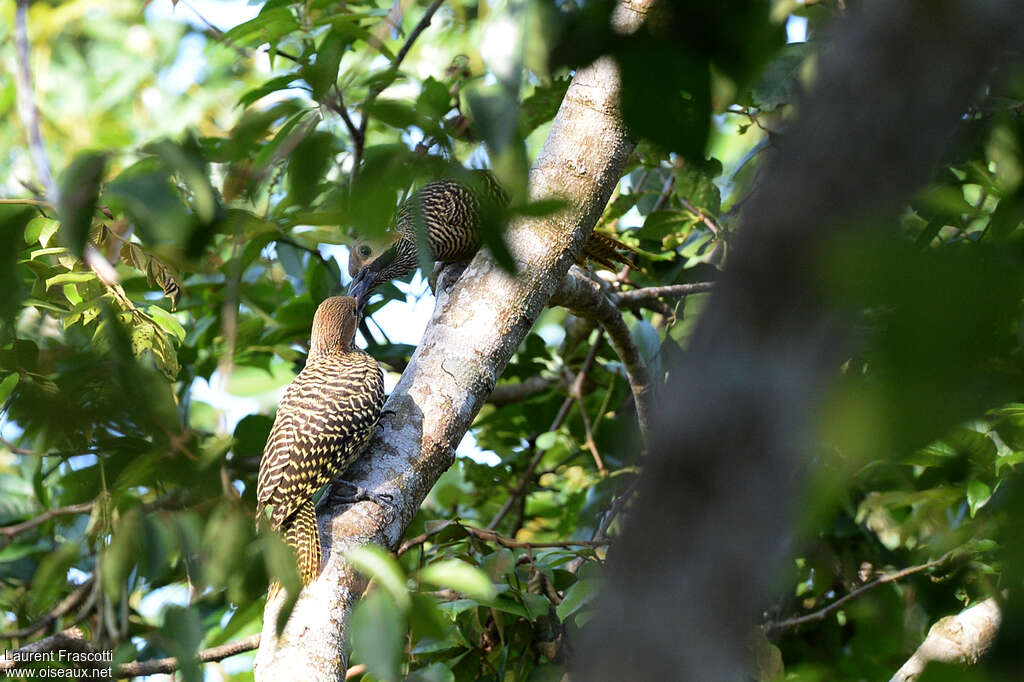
[574,2,1023,680]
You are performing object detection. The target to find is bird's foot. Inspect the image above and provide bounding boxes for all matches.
[332,479,394,507]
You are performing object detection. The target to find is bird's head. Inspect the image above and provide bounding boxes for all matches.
[309,295,360,358]
[347,238,416,313]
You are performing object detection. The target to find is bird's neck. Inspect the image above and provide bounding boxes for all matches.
[378,239,420,281]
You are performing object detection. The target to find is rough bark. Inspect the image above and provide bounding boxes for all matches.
[574,2,1024,681]
[253,2,652,678]
[889,598,1002,682]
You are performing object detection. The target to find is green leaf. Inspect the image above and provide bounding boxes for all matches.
[103,162,191,246]
[44,271,96,290]
[520,78,570,135]
[287,130,334,207]
[556,577,601,621]
[416,76,453,120]
[0,372,19,405]
[147,305,186,343]
[996,451,1024,475]
[632,319,662,382]
[0,207,33,321]
[966,480,992,517]
[635,211,690,241]
[162,606,203,682]
[31,542,81,614]
[345,544,410,610]
[25,217,60,247]
[0,473,38,525]
[222,7,300,47]
[144,137,220,226]
[351,589,404,682]
[536,431,558,450]
[232,414,275,459]
[420,559,497,601]
[305,29,347,101]
[407,662,456,682]
[57,152,107,257]
[618,37,711,159]
[675,158,722,216]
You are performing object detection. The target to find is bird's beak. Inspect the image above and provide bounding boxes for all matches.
[347,269,368,301]
[348,269,372,315]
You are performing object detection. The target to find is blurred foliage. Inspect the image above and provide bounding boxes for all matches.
[0,0,1023,681]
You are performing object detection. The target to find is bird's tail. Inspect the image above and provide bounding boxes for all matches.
[581,231,635,271]
[268,499,321,602]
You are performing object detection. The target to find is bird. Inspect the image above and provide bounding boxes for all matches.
[256,295,385,592]
[346,170,633,307]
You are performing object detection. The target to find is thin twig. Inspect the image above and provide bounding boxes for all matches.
[14,1,120,287]
[763,550,958,635]
[0,503,93,543]
[677,195,721,235]
[0,437,34,455]
[275,235,342,288]
[573,394,605,474]
[593,477,641,543]
[649,173,675,214]
[14,0,54,198]
[612,282,715,308]
[397,520,609,557]
[0,197,51,207]
[551,269,653,447]
[486,333,606,530]
[352,0,446,184]
[725,105,770,132]
[0,578,95,640]
[327,85,362,147]
[393,0,445,67]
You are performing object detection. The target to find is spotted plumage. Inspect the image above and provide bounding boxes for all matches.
[257,296,384,588]
[347,170,632,306]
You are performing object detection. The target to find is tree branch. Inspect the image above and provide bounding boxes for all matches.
[0,629,107,675]
[551,267,653,445]
[763,550,957,635]
[13,0,54,198]
[486,375,556,406]
[0,577,95,641]
[397,521,609,557]
[888,598,1002,682]
[612,282,714,308]
[253,0,648,674]
[115,634,261,678]
[0,503,93,548]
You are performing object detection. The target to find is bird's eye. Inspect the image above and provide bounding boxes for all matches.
[358,245,372,258]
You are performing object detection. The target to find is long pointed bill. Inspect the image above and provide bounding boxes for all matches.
[347,269,369,304]
[348,269,375,316]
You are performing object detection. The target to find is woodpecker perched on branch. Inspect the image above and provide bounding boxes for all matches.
[257,296,384,589]
[347,170,633,307]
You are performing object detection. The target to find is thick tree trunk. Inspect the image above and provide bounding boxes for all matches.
[573,2,1023,681]
[253,2,652,678]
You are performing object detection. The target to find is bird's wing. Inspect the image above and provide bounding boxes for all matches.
[256,354,384,528]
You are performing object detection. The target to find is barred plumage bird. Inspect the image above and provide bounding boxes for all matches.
[256,296,384,589]
[347,170,633,306]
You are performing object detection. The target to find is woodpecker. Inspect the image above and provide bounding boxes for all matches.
[257,296,384,589]
[347,171,632,307]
